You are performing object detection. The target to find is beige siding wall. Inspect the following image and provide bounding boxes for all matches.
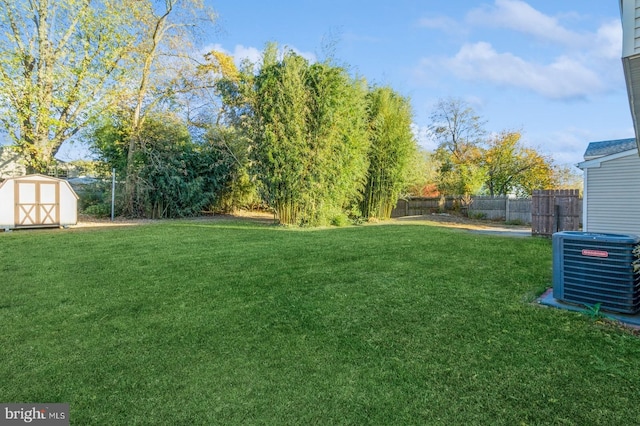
[586,153,640,235]
[621,0,640,56]
[635,0,640,53]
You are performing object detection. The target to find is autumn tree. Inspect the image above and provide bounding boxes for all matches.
[405,148,440,197]
[0,0,138,173]
[482,131,555,197]
[516,149,555,196]
[360,86,417,219]
[197,49,260,212]
[553,164,583,194]
[429,98,486,199]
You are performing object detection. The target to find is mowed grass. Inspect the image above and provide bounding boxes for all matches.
[1,220,640,425]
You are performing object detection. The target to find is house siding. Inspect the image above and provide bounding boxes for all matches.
[621,0,640,56]
[585,153,640,235]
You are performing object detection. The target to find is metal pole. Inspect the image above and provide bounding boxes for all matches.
[111,168,116,221]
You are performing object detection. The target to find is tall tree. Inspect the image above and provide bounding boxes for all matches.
[214,45,370,225]
[251,50,370,225]
[516,148,555,196]
[430,97,486,162]
[0,0,138,173]
[305,62,369,222]
[91,111,234,218]
[360,86,416,219]
[252,51,311,224]
[482,131,555,197]
[199,49,263,212]
[429,98,486,199]
[120,0,216,216]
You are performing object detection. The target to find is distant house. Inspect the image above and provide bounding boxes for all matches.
[577,138,640,235]
[0,146,79,180]
[0,146,26,179]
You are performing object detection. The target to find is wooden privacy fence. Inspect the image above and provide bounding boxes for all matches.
[391,197,456,217]
[469,197,532,223]
[531,189,581,237]
[391,196,532,222]
[392,194,583,233]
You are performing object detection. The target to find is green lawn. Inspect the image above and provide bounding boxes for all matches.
[1,220,640,425]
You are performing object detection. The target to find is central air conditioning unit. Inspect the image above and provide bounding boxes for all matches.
[552,231,640,314]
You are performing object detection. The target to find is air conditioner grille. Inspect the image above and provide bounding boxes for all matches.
[553,231,640,314]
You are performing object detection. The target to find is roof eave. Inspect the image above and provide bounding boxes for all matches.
[577,148,638,170]
[622,55,640,155]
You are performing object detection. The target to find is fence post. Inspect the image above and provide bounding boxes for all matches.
[505,198,510,222]
[111,168,116,221]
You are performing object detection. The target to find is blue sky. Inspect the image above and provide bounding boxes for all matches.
[198,0,628,169]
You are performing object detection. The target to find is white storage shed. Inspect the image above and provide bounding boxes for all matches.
[577,138,640,235]
[0,174,78,231]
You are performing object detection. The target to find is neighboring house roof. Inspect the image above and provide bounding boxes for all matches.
[583,138,637,160]
[578,138,639,170]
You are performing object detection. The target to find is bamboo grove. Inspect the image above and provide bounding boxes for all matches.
[214,45,416,225]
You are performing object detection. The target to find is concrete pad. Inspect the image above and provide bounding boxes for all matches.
[537,288,640,328]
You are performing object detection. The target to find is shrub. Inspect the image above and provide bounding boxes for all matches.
[83,203,111,218]
[469,212,487,220]
[330,213,350,227]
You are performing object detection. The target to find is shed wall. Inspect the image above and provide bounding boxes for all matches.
[59,183,78,226]
[585,153,640,235]
[0,181,15,227]
[0,175,78,229]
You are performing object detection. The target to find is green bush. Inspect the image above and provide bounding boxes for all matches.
[83,203,111,218]
[75,181,113,214]
[469,212,487,220]
[330,213,350,227]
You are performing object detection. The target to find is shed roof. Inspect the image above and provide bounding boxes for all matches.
[583,138,637,160]
[0,174,79,199]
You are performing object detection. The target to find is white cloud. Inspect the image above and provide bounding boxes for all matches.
[528,126,637,167]
[232,45,263,65]
[440,42,604,99]
[592,19,622,60]
[412,1,623,100]
[466,0,585,47]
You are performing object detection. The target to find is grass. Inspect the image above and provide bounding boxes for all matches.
[1,220,640,425]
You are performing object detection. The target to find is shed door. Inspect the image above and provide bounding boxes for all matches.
[14,180,60,227]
